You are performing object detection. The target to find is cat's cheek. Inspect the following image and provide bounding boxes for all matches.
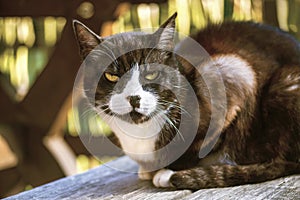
[137,95,157,116]
[152,169,175,188]
[109,94,132,115]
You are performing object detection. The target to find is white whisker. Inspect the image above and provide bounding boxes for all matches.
[159,109,185,142]
[158,100,191,116]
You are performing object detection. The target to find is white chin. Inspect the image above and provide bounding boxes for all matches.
[111,107,132,115]
[135,108,151,116]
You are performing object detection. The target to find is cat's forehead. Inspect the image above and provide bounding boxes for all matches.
[106,53,163,74]
[106,32,155,47]
[92,31,168,74]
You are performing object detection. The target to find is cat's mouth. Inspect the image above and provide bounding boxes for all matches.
[118,110,151,124]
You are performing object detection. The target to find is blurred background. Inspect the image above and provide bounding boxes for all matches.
[0,0,299,197]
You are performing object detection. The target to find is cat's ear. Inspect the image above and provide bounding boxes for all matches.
[73,20,102,59]
[155,12,177,51]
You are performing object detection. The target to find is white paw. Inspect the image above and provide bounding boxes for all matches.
[153,169,175,188]
[138,167,154,180]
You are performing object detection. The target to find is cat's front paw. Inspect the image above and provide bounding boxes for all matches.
[152,169,175,188]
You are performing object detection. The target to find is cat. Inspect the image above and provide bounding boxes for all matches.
[73,12,300,190]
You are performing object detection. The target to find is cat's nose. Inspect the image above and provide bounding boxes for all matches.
[127,95,141,108]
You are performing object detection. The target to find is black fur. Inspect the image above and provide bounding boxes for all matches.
[73,14,300,190]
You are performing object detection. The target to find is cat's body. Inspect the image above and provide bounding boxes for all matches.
[73,13,300,190]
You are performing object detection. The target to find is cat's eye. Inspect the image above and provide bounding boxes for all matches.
[145,71,159,80]
[104,72,119,82]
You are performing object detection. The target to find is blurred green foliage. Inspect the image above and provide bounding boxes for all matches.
[0,0,299,173]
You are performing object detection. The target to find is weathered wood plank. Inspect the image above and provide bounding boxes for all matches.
[5,156,300,200]
[183,175,300,200]
[4,156,191,200]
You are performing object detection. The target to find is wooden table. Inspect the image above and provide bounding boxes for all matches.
[5,156,300,200]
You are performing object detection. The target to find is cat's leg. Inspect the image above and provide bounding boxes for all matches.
[138,166,156,180]
[153,161,300,189]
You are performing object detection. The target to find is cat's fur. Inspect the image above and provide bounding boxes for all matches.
[73,13,300,190]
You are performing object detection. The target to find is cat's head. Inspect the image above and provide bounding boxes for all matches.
[73,13,184,125]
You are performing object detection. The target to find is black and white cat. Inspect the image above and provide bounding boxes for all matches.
[73,13,300,190]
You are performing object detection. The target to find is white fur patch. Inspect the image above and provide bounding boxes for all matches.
[286,84,299,91]
[111,113,165,162]
[285,74,300,82]
[212,55,256,91]
[284,75,300,91]
[98,111,166,163]
[109,64,157,116]
[153,169,175,188]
